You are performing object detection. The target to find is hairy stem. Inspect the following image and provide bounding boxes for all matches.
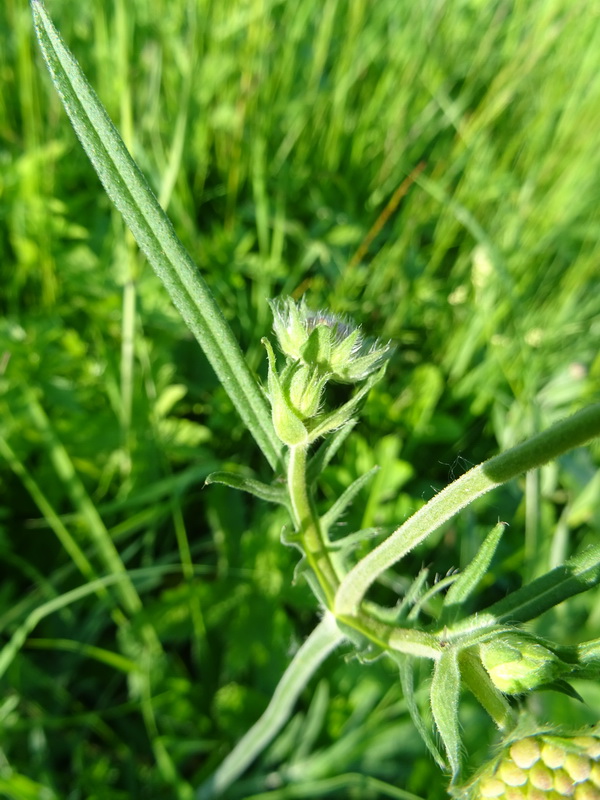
[288,445,442,658]
[288,444,339,604]
[335,403,600,616]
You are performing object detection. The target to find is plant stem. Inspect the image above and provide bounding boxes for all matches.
[288,444,339,604]
[343,611,442,660]
[334,403,600,616]
[287,445,442,659]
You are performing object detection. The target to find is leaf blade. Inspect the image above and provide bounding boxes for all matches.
[321,466,379,533]
[30,0,281,469]
[205,471,288,506]
[430,647,462,780]
[197,613,346,799]
[485,544,600,625]
[396,655,447,770]
[442,521,506,615]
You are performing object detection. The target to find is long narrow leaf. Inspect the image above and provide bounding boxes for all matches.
[26,391,143,618]
[396,656,446,770]
[307,419,357,483]
[430,647,462,779]
[0,573,133,681]
[197,612,346,799]
[205,471,288,506]
[307,369,385,443]
[321,466,379,533]
[483,544,600,624]
[441,522,506,617]
[31,0,281,470]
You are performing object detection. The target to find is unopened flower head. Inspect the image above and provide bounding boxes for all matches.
[268,296,393,383]
[479,635,568,695]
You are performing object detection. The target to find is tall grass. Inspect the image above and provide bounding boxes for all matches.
[0,0,599,797]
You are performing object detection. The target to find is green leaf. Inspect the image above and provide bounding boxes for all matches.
[24,637,137,673]
[328,526,387,553]
[565,468,600,527]
[327,527,388,582]
[30,0,281,470]
[483,544,600,624]
[197,613,346,799]
[395,567,430,621]
[321,466,379,534]
[396,655,447,770]
[0,773,59,800]
[289,679,330,764]
[408,574,458,621]
[335,404,600,617]
[205,471,288,506]
[306,419,357,483]
[430,647,462,779]
[263,337,309,446]
[571,637,600,682]
[540,679,584,701]
[307,368,385,443]
[441,522,506,619]
[0,570,157,681]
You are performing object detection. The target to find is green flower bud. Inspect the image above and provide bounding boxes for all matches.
[284,363,328,420]
[479,636,567,695]
[457,727,600,800]
[263,338,308,446]
[269,297,393,384]
[262,334,335,447]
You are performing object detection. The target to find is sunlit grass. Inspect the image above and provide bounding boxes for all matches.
[0,0,599,797]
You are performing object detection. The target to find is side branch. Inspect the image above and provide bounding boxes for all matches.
[335,404,600,616]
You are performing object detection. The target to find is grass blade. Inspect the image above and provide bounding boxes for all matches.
[26,392,143,618]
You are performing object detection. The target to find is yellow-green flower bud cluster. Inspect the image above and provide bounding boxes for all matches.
[263,297,393,446]
[269,297,392,384]
[465,730,600,799]
[263,338,312,446]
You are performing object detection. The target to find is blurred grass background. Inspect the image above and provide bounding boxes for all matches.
[1,0,600,797]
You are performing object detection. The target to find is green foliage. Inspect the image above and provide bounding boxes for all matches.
[1,0,600,798]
